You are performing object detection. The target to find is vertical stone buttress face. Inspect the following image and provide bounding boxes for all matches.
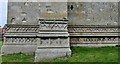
[35,2,71,62]
[68,2,118,26]
[7,2,67,25]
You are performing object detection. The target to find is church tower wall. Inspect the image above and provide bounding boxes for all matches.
[1,1,119,56]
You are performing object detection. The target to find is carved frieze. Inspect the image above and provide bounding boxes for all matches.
[70,37,119,44]
[4,38,37,45]
[7,27,39,32]
[68,27,118,33]
[38,38,69,47]
[39,19,68,32]
[68,25,119,36]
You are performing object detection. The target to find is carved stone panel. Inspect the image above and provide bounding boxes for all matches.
[38,38,69,47]
[4,38,37,45]
[70,37,119,44]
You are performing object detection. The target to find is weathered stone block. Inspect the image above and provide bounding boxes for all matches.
[1,45,37,55]
[35,48,71,62]
[35,18,71,61]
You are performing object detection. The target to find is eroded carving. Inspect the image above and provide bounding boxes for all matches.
[4,38,37,45]
[70,37,119,43]
[68,27,118,33]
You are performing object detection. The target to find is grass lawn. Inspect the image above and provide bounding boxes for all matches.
[0,41,3,63]
[0,40,2,48]
[2,46,118,62]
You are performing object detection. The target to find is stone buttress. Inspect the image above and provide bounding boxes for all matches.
[35,19,71,61]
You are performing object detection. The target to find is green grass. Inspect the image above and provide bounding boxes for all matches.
[2,54,35,62]
[2,46,118,62]
[0,41,3,63]
[52,47,118,62]
[0,40,2,48]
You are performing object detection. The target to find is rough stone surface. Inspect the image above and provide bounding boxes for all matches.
[1,45,37,55]
[8,2,67,24]
[8,2,118,25]
[35,48,71,62]
[68,2,118,25]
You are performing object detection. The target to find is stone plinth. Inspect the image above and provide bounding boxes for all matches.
[1,24,38,55]
[35,19,71,62]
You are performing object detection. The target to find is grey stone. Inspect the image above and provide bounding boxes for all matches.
[35,48,71,62]
[1,45,37,55]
